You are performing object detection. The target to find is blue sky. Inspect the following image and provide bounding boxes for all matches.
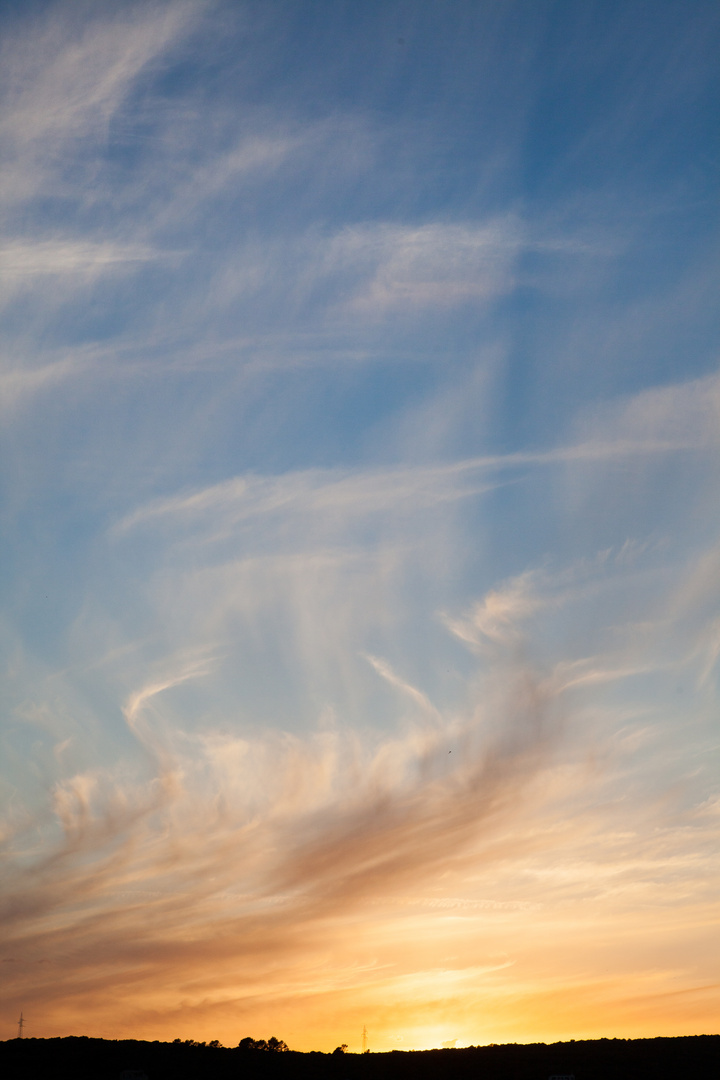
[1,0,719,1050]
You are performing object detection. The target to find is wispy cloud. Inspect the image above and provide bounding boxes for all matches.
[0,239,155,278]
[0,602,563,1027]
[0,1,201,204]
[2,544,718,1043]
[1,0,719,1052]
[332,219,522,313]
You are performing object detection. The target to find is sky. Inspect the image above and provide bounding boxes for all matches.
[1,0,719,1053]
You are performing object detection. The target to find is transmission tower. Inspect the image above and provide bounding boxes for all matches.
[17,1012,24,1039]
[362,1025,368,1053]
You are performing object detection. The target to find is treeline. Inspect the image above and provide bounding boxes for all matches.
[0,1034,717,1080]
[169,1036,289,1051]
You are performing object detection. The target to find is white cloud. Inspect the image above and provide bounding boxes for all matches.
[332,219,522,313]
[444,571,545,649]
[0,239,156,279]
[0,1,200,204]
[0,356,89,415]
[576,370,720,450]
[114,464,491,539]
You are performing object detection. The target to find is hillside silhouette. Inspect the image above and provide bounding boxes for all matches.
[1,1035,717,1080]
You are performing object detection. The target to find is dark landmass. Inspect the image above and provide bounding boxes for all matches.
[1,1034,717,1080]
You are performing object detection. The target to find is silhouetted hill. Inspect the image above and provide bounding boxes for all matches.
[1,1035,717,1080]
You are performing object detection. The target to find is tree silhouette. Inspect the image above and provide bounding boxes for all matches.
[238,1037,289,1052]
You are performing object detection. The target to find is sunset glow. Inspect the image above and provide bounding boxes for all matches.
[1,0,719,1051]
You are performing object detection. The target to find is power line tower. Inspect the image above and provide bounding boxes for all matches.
[17,1012,24,1039]
[362,1025,368,1054]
